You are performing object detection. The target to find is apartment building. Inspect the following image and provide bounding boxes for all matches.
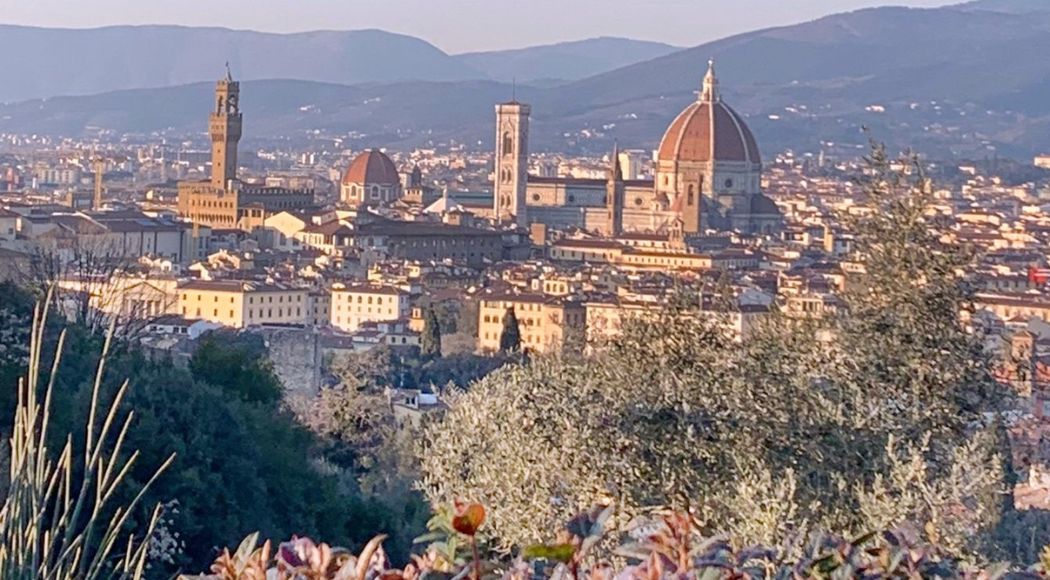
[179,280,309,328]
[330,284,410,333]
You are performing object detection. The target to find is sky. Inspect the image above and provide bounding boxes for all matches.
[0,0,957,53]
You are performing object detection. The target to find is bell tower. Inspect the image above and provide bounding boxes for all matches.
[210,64,242,190]
[494,101,530,226]
[605,143,625,237]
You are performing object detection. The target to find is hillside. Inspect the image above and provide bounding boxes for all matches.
[960,0,1050,13]
[456,37,680,84]
[6,4,1050,157]
[0,25,484,102]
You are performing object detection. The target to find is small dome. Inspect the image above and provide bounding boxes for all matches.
[656,61,761,165]
[750,193,779,215]
[342,149,400,186]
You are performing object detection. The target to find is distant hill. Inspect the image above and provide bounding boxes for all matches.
[6,4,1050,157]
[456,37,680,84]
[0,25,484,102]
[959,0,1050,14]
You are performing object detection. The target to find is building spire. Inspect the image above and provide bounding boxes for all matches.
[609,141,623,182]
[701,58,719,103]
[225,61,233,82]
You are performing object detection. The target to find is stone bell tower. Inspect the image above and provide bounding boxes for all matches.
[210,64,242,190]
[494,101,530,226]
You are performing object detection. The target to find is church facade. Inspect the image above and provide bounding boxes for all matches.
[493,62,782,236]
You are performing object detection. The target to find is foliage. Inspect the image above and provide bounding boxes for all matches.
[0,304,381,575]
[0,282,34,427]
[421,307,442,359]
[189,504,1032,579]
[296,348,432,564]
[0,298,171,579]
[498,308,522,353]
[420,144,1013,561]
[189,331,283,405]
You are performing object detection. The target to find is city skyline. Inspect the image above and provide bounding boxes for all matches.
[3,0,954,53]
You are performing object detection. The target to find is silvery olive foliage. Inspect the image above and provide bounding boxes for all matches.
[420,144,1011,561]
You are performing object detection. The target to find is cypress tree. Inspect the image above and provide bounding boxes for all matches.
[499,307,522,353]
[421,307,442,358]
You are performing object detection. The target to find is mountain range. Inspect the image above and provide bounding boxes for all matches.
[0,27,676,103]
[4,0,1050,158]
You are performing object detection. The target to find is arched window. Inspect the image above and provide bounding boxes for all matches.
[502,132,514,156]
[688,191,695,206]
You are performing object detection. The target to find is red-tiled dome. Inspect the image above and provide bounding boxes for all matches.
[342,149,400,185]
[656,62,760,165]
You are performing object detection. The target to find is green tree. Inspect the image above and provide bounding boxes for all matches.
[421,307,443,358]
[189,331,282,405]
[498,308,522,353]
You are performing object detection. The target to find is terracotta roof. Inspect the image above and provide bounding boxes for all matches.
[657,99,760,165]
[332,284,406,296]
[342,149,400,186]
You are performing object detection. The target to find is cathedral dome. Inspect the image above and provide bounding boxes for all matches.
[342,149,400,186]
[656,61,760,166]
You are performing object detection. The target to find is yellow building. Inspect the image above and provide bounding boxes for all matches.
[179,280,309,328]
[477,293,586,354]
[330,284,411,332]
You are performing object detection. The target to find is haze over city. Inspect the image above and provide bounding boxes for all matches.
[5,0,953,51]
[2,0,1050,578]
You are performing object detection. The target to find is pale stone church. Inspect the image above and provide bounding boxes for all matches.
[493,61,782,236]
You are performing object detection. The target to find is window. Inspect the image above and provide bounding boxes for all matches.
[502,132,514,156]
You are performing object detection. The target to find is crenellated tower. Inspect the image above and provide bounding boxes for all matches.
[210,65,242,190]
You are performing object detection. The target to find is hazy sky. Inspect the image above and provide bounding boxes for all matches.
[0,0,956,53]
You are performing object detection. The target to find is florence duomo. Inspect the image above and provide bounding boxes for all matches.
[494,60,782,237]
[3,0,1050,576]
